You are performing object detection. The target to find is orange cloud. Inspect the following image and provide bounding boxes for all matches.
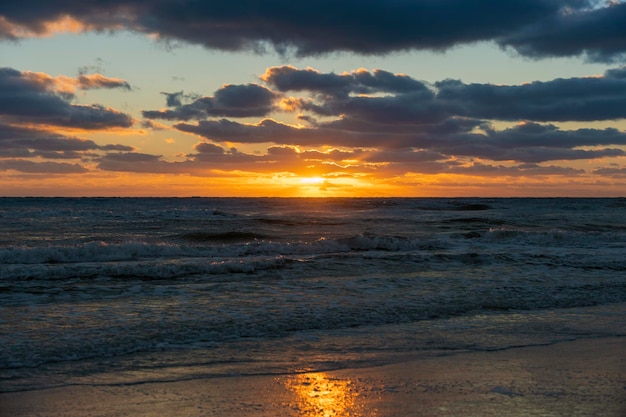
[19,71,130,95]
[0,15,91,39]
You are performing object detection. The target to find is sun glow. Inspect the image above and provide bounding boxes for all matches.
[299,176,325,185]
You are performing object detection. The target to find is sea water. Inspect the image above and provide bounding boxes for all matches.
[1,197,625,392]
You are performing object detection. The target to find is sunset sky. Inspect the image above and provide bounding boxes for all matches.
[2,0,626,197]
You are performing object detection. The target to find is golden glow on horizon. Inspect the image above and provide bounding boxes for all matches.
[1,169,625,197]
[284,373,365,417]
[299,176,325,185]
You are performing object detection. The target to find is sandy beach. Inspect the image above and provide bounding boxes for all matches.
[2,337,624,417]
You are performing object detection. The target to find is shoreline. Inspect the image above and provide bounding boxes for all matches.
[2,337,624,417]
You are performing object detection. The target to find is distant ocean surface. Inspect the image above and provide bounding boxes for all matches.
[1,197,625,392]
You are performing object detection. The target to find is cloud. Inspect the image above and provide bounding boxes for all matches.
[0,159,88,173]
[142,84,279,120]
[96,152,174,173]
[0,123,132,158]
[170,66,626,164]
[592,166,626,177]
[435,68,626,122]
[91,142,597,182]
[0,159,88,174]
[176,113,626,164]
[450,162,585,177]
[0,67,138,176]
[96,148,267,174]
[1,68,130,96]
[259,65,626,127]
[0,67,133,129]
[261,66,430,96]
[3,59,625,185]
[192,143,259,164]
[4,1,626,61]
[500,1,626,62]
[76,73,131,91]
[175,118,399,148]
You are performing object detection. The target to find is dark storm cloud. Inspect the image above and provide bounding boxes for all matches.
[142,84,278,120]
[6,0,626,62]
[0,67,133,129]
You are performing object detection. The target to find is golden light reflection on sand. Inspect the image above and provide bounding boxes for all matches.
[283,372,371,417]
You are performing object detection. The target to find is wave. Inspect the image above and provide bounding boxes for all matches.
[0,233,441,265]
[485,226,626,245]
[1,256,292,283]
[176,231,270,243]
[2,225,624,268]
[415,201,493,211]
[255,217,348,227]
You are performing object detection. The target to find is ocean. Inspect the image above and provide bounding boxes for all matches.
[1,197,625,393]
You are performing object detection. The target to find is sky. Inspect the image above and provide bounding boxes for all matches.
[1,0,626,197]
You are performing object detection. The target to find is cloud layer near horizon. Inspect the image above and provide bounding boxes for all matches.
[1,0,626,62]
[136,66,626,172]
[2,62,626,181]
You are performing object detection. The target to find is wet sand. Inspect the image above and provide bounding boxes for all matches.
[1,337,624,417]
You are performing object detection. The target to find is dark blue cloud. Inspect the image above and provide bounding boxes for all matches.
[0,67,137,173]
[0,123,134,160]
[0,67,133,129]
[5,0,626,62]
[257,66,626,125]
[0,159,88,173]
[435,68,626,121]
[261,66,430,96]
[500,2,626,62]
[142,84,278,120]
[170,66,626,164]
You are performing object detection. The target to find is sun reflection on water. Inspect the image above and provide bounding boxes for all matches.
[283,372,369,417]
